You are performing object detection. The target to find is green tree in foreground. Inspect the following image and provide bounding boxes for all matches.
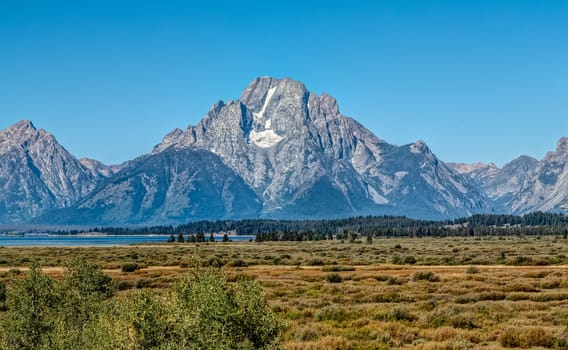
[1,262,60,350]
[175,268,283,349]
[0,260,283,350]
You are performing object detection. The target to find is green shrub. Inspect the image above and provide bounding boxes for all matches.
[206,256,223,267]
[1,263,60,350]
[326,273,343,283]
[226,259,247,267]
[385,276,399,285]
[63,258,115,299]
[466,266,480,274]
[116,280,133,291]
[175,267,283,348]
[307,258,325,266]
[413,271,440,282]
[403,255,417,264]
[512,256,533,265]
[135,278,152,289]
[0,262,283,350]
[121,262,139,273]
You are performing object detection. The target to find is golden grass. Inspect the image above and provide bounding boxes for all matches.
[1,236,568,349]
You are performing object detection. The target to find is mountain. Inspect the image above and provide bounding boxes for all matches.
[507,138,568,214]
[153,77,486,220]
[2,78,564,225]
[447,162,500,184]
[449,156,539,210]
[79,158,116,178]
[0,120,105,223]
[451,138,568,215]
[39,148,262,225]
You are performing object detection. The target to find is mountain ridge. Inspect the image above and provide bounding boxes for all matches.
[1,77,566,224]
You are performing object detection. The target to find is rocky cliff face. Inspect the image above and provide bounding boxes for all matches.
[154,77,487,219]
[0,120,104,223]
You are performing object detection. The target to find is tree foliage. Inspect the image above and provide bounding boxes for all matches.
[0,260,283,350]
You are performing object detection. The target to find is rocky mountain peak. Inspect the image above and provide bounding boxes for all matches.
[556,137,568,154]
[149,77,487,220]
[410,140,431,155]
[0,120,60,156]
[319,93,340,115]
[240,77,308,114]
[12,119,36,131]
[1,120,38,141]
[0,120,113,223]
[505,155,539,169]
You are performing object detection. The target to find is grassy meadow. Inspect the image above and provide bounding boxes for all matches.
[1,235,568,349]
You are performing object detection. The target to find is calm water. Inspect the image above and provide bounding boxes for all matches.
[0,234,256,247]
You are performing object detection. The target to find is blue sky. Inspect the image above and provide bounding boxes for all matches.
[1,0,566,166]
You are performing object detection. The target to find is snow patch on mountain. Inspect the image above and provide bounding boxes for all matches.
[253,86,277,121]
[249,129,284,148]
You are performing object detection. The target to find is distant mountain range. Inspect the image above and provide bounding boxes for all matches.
[1,77,566,225]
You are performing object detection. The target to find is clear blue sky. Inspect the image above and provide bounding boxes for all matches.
[1,0,566,166]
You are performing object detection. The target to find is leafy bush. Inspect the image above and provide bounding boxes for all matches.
[413,271,440,282]
[1,263,60,349]
[0,262,283,350]
[121,262,139,273]
[116,280,133,291]
[403,256,417,264]
[174,267,283,349]
[135,278,152,289]
[326,273,343,283]
[512,255,533,265]
[226,258,247,267]
[206,256,224,267]
[307,258,325,266]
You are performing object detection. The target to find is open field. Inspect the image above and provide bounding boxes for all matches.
[1,236,568,349]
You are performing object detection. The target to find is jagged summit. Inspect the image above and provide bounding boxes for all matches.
[555,137,568,154]
[11,119,36,130]
[151,76,486,219]
[1,120,39,141]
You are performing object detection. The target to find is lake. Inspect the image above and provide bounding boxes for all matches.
[0,234,256,247]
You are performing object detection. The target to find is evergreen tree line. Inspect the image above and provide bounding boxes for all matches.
[89,212,568,240]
